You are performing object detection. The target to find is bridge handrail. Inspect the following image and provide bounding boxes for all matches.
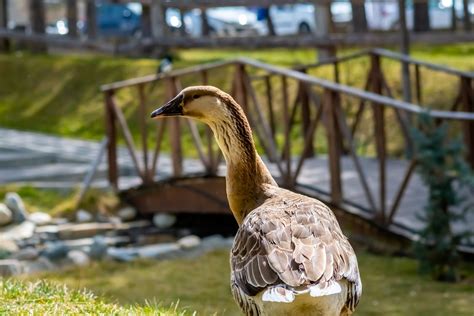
[101,56,474,121]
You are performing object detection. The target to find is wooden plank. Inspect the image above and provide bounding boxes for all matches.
[264,76,276,142]
[110,99,146,181]
[414,64,422,105]
[387,159,417,224]
[150,121,166,177]
[105,92,118,190]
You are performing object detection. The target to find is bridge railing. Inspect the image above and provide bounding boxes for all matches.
[101,52,474,229]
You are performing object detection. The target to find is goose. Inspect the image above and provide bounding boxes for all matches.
[151,86,362,316]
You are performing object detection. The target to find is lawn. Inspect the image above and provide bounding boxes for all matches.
[1,44,473,143]
[21,249,474,315]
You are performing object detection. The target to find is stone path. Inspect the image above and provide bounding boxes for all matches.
[0,128,472,247]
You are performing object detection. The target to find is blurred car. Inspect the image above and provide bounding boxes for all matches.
[168,7,260,37]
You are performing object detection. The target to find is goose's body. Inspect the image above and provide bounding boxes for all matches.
[151,86,362,316]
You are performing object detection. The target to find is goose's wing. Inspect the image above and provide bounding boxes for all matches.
[231,190,361,312]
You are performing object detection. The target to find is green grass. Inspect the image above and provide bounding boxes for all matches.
[21,249,474,316]
[0,279,187,315]
[0,185,119,217]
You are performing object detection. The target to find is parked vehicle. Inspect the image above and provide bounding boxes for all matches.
[96,3,141,37]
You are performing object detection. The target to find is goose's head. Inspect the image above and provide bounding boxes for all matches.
[150,85,234,124]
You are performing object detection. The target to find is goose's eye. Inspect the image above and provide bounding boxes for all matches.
[192,94,200,100]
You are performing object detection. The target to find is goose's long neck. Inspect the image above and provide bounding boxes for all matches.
[208,102,277,224]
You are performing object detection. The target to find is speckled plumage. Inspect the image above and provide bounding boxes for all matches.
[152,86,362,316]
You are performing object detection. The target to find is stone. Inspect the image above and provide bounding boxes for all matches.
[57,223,116,239]
[4,192,28,223]
[152,214,176,229]
[12,247,39,261]
[117,206,137,222]
[177,235,201,249]
[137,243,181,259]
[67,250,90,267]
[106,247,137,262]
[41,241,69,261]
[0,221,35,240]
[0,203,13,226]
[29,212,52,226]
[201,235,233,250]
[0,259,24,276]
[89,236,108,260]
[23,257,55,274]
[0,239,19,253]
[76,209,93,223]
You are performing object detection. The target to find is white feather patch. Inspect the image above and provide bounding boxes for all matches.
[309,282,342,297]
[262,286,295,303]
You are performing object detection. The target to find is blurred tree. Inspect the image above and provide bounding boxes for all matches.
[413,0,430,32]
[412,113,474,281]
[351,0,368,32]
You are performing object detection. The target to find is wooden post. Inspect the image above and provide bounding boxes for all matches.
[167,78,183,177]
[298,73,315,157]
[323,89,342,205]
[398,0,412,103]
[370,54,386,222]
[86,0,97,40]
[66,0,78,38]
[0,0,9,51]
[105,91,118,191]
[462,0,471,31]
[313,0,335,62]
[141,3,152,38]
[29,0,46,52]
[461,77,474,168]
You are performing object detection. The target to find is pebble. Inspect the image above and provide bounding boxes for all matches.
[0,239,19,253]
[137,243,181,259]
[177,235,201,249]
[89,236,108,260]
[76,209,93,223]
[12,247,39,261]
[0,221,36,240]
[0,259,24,276]
[41,241,69,261]
[29,212,52,226]
[67,250,90,267]
[117,206,137,222]
[0,203,13,226]
[152,213,177,229]
[4,192,28,223]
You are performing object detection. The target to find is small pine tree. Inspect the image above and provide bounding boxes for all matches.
[411,113,474,282]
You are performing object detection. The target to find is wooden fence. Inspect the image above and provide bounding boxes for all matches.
[0,0,473,54]
[100,49,474,229]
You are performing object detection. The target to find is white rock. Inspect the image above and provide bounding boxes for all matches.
[67,250,90,267]
[117,206,137,221]
[152,213,176,229]
[137,243,180,258]
[177,235,201,249]
[0,203,13,226]
[0,221,35,240]
[4,192,28,223]
[76,209,93,223]
[0,238,19,253]
[29,212,52,226]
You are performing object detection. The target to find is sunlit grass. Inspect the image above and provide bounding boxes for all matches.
[21,249,474,316]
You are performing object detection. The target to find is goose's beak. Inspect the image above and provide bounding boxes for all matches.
[150,94,184,118]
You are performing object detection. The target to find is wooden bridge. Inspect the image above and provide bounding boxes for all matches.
[100,48,474,251]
